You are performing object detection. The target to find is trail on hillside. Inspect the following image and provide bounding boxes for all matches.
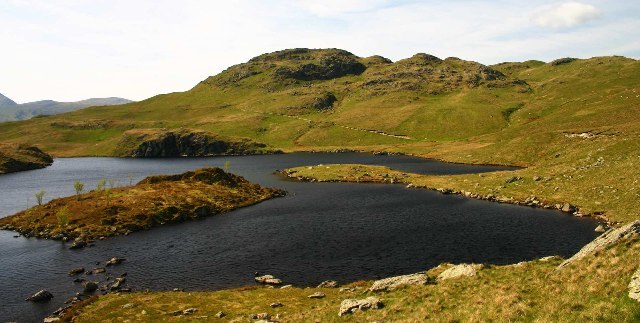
[234,106,414,141]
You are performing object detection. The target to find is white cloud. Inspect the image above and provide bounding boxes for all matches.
[534,2,602,28]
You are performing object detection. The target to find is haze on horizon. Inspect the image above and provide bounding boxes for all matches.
[1,0,638,103]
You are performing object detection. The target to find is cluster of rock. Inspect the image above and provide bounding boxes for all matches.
[32,256,129,321]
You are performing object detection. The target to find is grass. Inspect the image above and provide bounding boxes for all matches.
[0,168,284,240]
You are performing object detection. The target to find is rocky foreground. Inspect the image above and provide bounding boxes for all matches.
[0,143,53,174]
[0,167,285,242]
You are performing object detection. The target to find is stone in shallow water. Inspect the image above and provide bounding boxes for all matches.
[25,289,53,302]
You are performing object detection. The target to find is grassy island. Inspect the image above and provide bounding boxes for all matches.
[0,167,285,241]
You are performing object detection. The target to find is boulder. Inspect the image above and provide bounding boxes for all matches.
[437,264,481,281]
[43,317,60,323]
[83,281,98,293]
[369,272,431,292]
[25,290,53,302]
[111,277,126,290]
[557,221,640,270]
[255,275,282,285]
[317,280,339,288]
[69,241,86,249]
[215,311,226,318]
[307,292,325,299]
[270,302,283,308]
[594,224,607,233]
[68,267,85,276]
[561,203,577,213]
[250,313,271,320]
[106,257,125,266]
[630,268,640,302]
[338,297,383,316]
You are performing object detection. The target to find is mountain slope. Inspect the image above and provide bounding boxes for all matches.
[0,93,17,107]
[0,95,132,122]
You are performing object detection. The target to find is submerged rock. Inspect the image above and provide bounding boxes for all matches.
[106,257,125,266]
[25,290,53,302]
[369,272,431,292]
[83,281,98,293]
[557,221,640,270]
[338,297,383,316]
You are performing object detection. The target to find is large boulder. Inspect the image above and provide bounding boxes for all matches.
[338,297,383,316]
[369,272,431,292]
[557,221,640,270]
[437,264,481,281]
[629,266,640,302]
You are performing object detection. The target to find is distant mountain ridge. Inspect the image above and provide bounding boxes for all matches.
[0,93,132,122]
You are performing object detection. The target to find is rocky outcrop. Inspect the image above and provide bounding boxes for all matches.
[0,144,53,174]
[274,53,366,81]
[438,264,481,281]
[550,57,577,66]
[338,297,383,316]
[629,266,640,302]
[557,221,640,270]
[117,129,277,158]
[369,272,431,292]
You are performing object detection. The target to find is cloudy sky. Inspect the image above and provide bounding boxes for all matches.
[1,0,638,103]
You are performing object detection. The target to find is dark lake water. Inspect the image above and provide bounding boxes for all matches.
[0,153,598,322]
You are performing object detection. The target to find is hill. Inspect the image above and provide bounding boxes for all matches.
[0,93,132,122]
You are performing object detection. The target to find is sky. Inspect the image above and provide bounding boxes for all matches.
[0,0,639,103]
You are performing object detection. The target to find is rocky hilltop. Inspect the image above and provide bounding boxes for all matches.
[0,167,285,241]
[0,144,53,174]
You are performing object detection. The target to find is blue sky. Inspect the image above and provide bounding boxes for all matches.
[1,0,638,103]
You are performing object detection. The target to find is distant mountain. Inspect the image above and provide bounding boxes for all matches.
[0,93,132,122]
[0,93,17,107]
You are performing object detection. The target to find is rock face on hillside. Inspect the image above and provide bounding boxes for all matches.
[274,53,366,81]
[116,129,278,158]
[557,221,640,270]
[0,144,53,174]
[630,267,640,302]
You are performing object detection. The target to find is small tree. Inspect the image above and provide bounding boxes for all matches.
[96,179,107,191]
[224,161,231,172]
[108,179,116,189]
[56,207,69,228]
[105,187,112,206]
[73,180,85,199]
[34,190,46,206]
[127,173,135,186]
